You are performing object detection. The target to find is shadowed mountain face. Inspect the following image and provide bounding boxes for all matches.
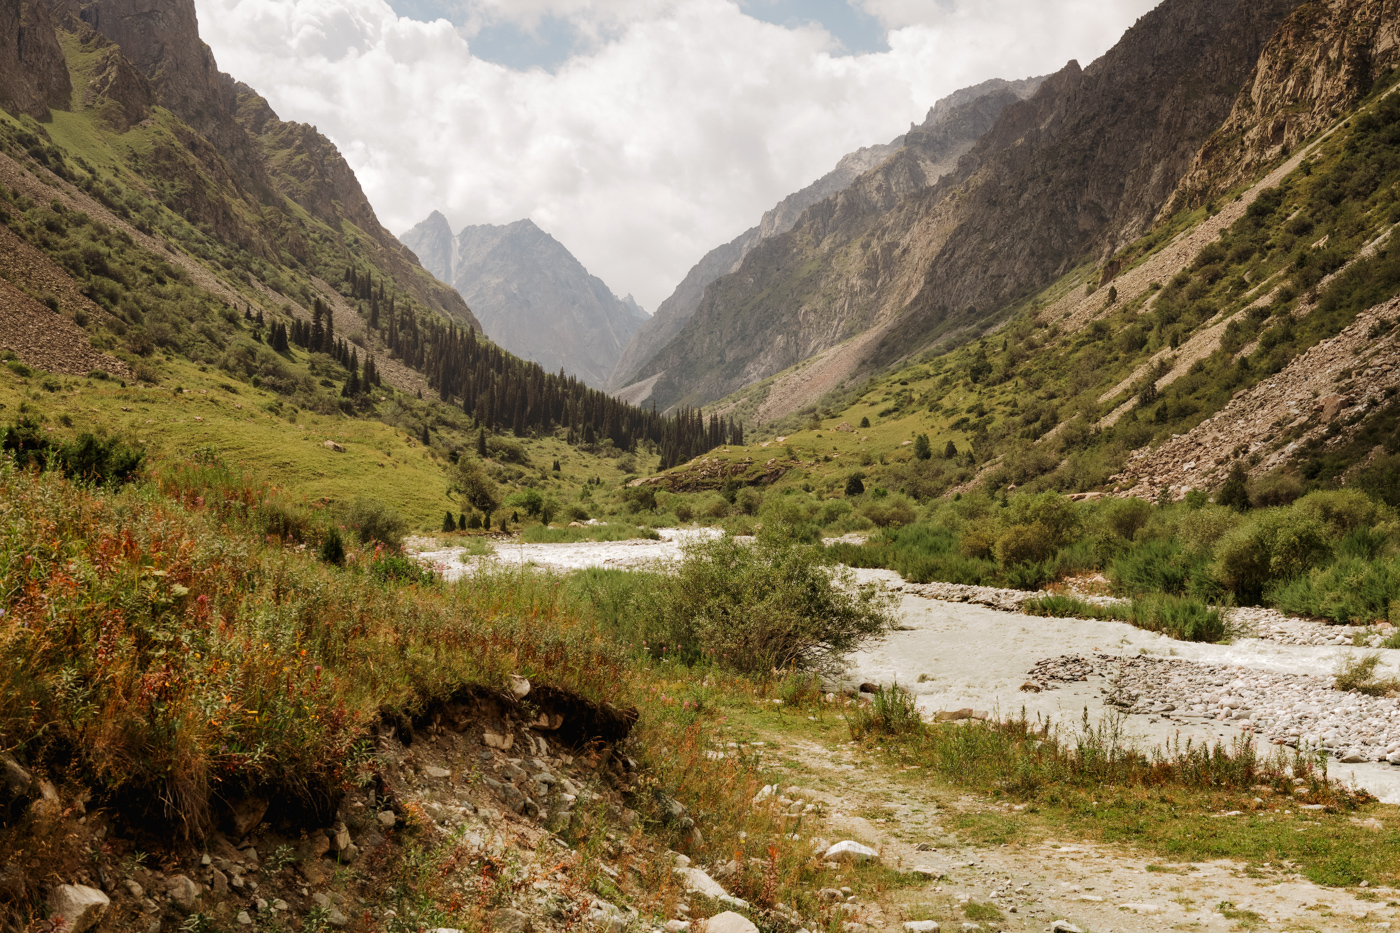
[627,0,1304,415]
[403,215,648,388]
[607,75,1044,395]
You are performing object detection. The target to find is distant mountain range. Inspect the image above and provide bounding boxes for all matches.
[606,75,1045,399]
[402,215,648,388]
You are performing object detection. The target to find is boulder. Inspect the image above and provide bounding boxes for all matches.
[1050,923,1084,933]
[1,753,32,800]
[226,796,270,838]
[165,875,201,914]
[700,913,758,933]
[902,923,939,933]
[823,841,878,862]
[322,440,346,452]
[50,885,110,933]
[491,909,531,933]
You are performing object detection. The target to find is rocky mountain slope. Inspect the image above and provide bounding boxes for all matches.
[632,0,1304,416]
[607,77,1042,397]
[402,214,646,388]
[647,0,1400,511]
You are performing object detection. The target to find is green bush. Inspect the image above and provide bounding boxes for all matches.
[343,497,408,550]
[644,535,896,673]
[368,553,438,586]
[995,521,1055,566]
[860,493,917,529]
[847,684,923,740]
[1268,553,1400,624]
[1292,489,1394,538]
[1110,538,1211,598]
[53,432,145,486]
[1213,510,1331,603]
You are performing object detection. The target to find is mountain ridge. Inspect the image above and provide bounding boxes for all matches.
[401,214,647,388]
[631,0,1304,417]
[606,76,1044,395]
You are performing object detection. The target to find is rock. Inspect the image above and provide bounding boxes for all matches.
[165,875,200,914]
[483,732,514,751]
[50,884,110,933]
[423,766,452,780]
[509,676,531,698]
[823,841,879,862]
[339,843,361,863]
[328,908,350,928]
[322,440,345,452]
[903,922,940,932]
[1,753,32,800]
[934,709,974,722]
[1340,750,1367,763]
[700,912,758,933]
[665,922,690,932]
[227,797,270,838]
[330,822,352,852]
[377,810,397,828]
[587,901,631,933]
[716,895,751,910]
[491,908,531,933]
[211,869,229,896]
[124,880,144,898]
[1119,903,1163,914]
[678,868,729,900]
[1050,923,1084,933]
[237,912,253,926]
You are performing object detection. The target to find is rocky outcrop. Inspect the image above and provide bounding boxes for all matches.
[634,0,1304,414]
[1110,296,1400,500]
[82,44,152,131]
[401,216,644,387]
[0,0,72,119]
[1167,0,1400,213]
[608,77,1043,396]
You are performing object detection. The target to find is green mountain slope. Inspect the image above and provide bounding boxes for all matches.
[0,0,730,526]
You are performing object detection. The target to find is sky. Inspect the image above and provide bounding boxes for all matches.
[193,0,1161,312]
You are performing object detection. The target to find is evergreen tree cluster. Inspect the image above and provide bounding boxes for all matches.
[335,264,742,463]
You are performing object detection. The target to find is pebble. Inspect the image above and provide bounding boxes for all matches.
[1030,653,1400,763]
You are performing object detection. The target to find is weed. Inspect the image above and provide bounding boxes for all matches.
[963,901,1003,921]
[1333,653,1400,697]
[847,685,923,740]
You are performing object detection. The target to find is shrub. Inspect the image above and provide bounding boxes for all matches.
[673,501,694,523]
[644,536,896,674]
[1293,489,1394,538]
[1110,538,1210,598]
[1097,496,1153,541]
[1006,491,1081,550]
[845,472,865,496]
[1333,653,1400,697]
[1213,510,1331,603]
[860,494,916,529]
[368,553,438,586]
[847,685,923,740]
[343,497,407,550]
[319,526,346,566]
[1250,472,1304,508]
[1268,553,1400,624]
[1216,462,1251,511]
[994,521,1055,566]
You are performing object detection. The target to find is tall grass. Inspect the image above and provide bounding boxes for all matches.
[0,460,626,834]
[1022,593,1227,642]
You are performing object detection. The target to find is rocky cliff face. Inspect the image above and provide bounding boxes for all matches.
[633,0,1304,414]
[0,0,71,119]
[608,77,1042,394]
[35,0,478,330]
[1166,0,1400,213]
[402,216,647,387]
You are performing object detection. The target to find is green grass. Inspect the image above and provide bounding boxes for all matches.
[1022,592,1228,642]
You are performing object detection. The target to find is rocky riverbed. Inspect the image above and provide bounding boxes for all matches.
[409,532,1400,800]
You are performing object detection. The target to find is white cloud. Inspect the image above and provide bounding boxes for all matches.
[194,0,1159,311]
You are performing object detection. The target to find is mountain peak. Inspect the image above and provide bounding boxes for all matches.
[402,213,647,387]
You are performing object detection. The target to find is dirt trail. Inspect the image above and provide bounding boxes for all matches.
[765,728,1397,933]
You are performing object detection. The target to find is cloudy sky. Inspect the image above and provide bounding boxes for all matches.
[193,0,1160,311]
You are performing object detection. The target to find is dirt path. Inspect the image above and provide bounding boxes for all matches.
[761,727,1398,932]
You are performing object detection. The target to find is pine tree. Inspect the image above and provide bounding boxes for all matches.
[944,440,958,459]
[442,510,456,533]
[914,433,932,460]
[477,428,488,458]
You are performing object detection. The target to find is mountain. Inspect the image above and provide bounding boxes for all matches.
[642,0,1400,512]
[631,0,1304,417]
[607,76,1044,396]
[0,0,732,526]
[401,215,647,388]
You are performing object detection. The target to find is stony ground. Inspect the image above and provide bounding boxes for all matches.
[752,726,1400,933]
